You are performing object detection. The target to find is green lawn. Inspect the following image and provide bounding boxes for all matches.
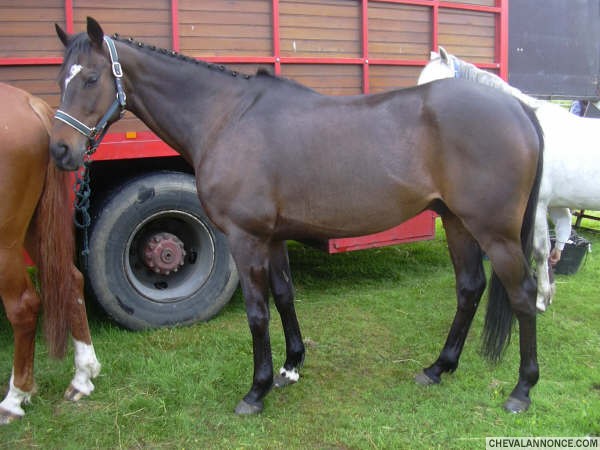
[1,218,598,449]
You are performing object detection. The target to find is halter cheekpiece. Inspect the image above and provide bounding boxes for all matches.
[54,35,126,154]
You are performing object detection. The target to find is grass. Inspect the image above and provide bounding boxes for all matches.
[0,218,599,449]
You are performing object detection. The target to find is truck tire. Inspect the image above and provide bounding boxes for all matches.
[85,171,238,330]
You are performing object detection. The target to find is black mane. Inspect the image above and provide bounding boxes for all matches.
[113,34,315,92]
[113,33,256,80]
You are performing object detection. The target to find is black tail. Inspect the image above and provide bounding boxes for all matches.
[481,102,544,361]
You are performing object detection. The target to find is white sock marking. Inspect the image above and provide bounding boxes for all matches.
[279,367,300,383]
[0,372,31,417]
[71,339,101,396]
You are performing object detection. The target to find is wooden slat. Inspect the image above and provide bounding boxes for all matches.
[0,2,64,58]
[368,65,422,93]
[446,0,496,6]
[438,9,495,62]
[368,3,431,60]
[280,0,360,58]
[179,0,269,14]
[180,37,272,56]
[280,0,358,18]
[281,64,362,95]
[75,0,167,8]
[73,0,171,49]
[0,65,60,107]
[179,0,271,56]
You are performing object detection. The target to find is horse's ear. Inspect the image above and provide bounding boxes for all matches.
[55,23,70,47]
[439,47,449,64]
[86,17,104,48]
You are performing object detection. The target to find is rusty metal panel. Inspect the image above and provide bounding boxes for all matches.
[179,0,272,56]
[279,0,361,58]
[368,2,431,60]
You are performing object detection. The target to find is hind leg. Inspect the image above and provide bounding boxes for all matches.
[416,212,486,385]
[485,241,539,413]
[533,204,553,312]
[63,264,101,402]
[0,252,41,424]
[269,241,305,388]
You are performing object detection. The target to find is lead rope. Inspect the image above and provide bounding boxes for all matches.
[73,153,92,268]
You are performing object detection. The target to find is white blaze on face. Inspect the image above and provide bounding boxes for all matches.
[63,64,83,96]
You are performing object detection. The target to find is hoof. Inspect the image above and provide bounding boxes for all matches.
[234,399,263,415]
[415,371,438,386]
[504,396,530,413]
[64,384,87,402]
[274,367,299,388]
[0,408,22,425]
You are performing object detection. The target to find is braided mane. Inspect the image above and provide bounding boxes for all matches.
[449,54,542,109]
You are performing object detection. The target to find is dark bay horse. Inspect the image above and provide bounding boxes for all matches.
[50,18,544,415]
[0,82,100,424]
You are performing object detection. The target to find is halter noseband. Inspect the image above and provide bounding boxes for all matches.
[54,35,127,154]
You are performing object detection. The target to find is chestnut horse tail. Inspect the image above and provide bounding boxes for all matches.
[28,96,73,359]
[481,101,544,362]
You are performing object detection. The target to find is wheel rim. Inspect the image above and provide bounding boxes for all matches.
[124,210,216,304]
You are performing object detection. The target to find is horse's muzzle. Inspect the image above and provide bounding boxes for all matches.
[50,141,82,171]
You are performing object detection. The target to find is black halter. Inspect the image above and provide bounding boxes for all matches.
[54,35,126,154]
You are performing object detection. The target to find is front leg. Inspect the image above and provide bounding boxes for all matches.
[0,261,40,424]
[228,232,274,415]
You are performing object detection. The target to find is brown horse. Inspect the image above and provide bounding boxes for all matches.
[50,18,543,415]
[0,82,100,424]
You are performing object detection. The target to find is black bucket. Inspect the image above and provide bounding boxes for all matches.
[551,233,591,275]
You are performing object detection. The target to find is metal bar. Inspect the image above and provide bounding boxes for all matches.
[171,0,180,52]
[497,0,509,80]
[362,0,370,94]
[0,57,62,66]
[370,0,501,13]
[65,0,73,33]
[272,0,281,75]
[279,57,365,65]
[438,1,500,13]
[201,56,277,64]
[432,2,439,51]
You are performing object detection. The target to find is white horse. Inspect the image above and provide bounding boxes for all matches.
[418,47,598,312]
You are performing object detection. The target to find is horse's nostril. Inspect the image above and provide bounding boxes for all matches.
[51,142,69,160]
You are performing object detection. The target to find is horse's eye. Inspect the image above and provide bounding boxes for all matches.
[84,75,99,87]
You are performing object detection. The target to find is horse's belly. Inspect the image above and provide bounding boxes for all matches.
[274,189,431,240]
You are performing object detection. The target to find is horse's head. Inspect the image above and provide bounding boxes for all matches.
[50,17,125,171]
[417,47,455,86]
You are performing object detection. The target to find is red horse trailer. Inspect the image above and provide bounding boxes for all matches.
[0,0,508,328]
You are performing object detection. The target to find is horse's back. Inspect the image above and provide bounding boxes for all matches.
[535,102,600,208]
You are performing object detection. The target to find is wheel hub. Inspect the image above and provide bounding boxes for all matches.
[142,232,186,275]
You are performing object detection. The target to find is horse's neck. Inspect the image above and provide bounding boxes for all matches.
[452,57,541,109]
[118,42,243,160]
